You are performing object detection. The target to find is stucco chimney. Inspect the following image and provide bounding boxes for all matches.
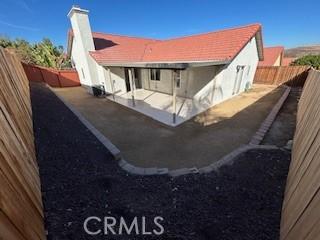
[68,6,99,93]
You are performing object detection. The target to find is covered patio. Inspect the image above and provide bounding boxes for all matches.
[107,88,206,126]
[105,66,195,126]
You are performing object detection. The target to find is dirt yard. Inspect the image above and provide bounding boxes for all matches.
[31,83,291,240]
[262,88,301,146]
[52,84,285,170]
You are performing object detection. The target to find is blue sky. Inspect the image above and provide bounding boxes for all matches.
[0,0,319,50]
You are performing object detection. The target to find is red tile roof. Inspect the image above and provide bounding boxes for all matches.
[69,24,263,65]
[89,32,159,64]
[258,46,284,66]
[282,57,296,66]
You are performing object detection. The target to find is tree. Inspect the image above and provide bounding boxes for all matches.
[0,36,13,48]
[0,36,71,69]
[291,55,320,70]
[13,39,36,64]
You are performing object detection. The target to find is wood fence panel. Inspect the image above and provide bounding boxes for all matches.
[254,66,310,87]
[280,69,320,240]
[0,47,45,240]
[22,63,80,87]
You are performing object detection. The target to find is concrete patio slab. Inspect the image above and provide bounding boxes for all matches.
[53,84,285,170]
[108,89,200,126]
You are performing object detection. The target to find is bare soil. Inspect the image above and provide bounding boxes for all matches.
[262,88,301,147]
[53,84,285,170]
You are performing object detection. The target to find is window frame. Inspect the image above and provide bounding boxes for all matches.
[150,69,161,81]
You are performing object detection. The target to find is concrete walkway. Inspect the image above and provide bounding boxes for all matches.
[53,84,285,170]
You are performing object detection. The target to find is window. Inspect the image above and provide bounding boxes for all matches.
[150,69,160,81]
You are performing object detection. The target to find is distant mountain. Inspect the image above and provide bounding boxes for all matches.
[285,45,320,58]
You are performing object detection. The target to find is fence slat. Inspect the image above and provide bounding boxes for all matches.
[0,47,45,240]
[254,66,310,87]
[281,69,320,240]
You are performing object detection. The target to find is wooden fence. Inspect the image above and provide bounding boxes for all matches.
[254,66,310,87]
[280,69,320,240]
[0,48,45,239]
[23,63,80,88]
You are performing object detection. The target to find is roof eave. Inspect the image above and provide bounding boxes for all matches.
[96,60,230,69]
[255,29,264,61]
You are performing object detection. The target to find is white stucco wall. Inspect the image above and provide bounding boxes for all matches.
[189,36,259,112]
[180,66,219,99]
[69,10,101,91]
[218,36,259,99]
[142,69,173,94]
[108,67,127,95]
[274,54,281,66]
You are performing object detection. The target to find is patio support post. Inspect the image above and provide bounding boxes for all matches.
[173,71,177,124]
[128,68,135,107]
[108,68,115,100]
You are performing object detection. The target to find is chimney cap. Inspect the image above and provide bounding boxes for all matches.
[67,5,89,18]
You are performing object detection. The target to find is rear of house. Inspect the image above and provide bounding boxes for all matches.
[67,6,264,126]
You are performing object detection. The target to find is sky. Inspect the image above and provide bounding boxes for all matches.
[0,0,319,50]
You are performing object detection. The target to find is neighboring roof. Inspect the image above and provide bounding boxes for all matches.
[258,46,284,66]
[282,57,296,66]
[68,23,264,67]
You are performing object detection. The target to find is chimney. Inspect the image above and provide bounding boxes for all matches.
[68,6,99,93]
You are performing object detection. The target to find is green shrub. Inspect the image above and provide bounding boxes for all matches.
[0,36,71,69]
[291,55,320,69]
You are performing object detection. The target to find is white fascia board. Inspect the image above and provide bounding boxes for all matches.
[99,60,230,69]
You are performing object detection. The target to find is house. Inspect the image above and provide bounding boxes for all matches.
[258,46,284,66]
[67,6,264,126]
[282,57,296,66]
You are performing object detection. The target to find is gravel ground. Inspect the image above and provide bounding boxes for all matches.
[31,83,291,240]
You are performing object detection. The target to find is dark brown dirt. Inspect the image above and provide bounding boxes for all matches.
[52,84,285,170]
[262,88,302,146]
[31,83,291,240]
